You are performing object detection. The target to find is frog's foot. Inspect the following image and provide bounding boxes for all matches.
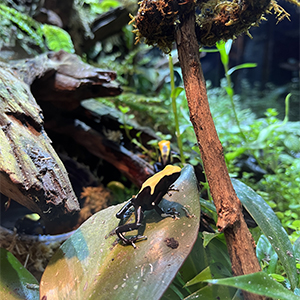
[161,207,180,218]
[122,235,147,249]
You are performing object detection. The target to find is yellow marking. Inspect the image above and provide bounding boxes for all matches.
[140,165,181,195]
[158,140,171,165]
[158,140,170,156]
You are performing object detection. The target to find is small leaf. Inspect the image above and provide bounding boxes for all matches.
[185,262,233,288]
[40,165,201,300]
[0,248,39,300]
[185,266,212,287]
[227,63,257,75]
[232,179,299,290]
[118,105,130,114]
[204,272,300,300]
[225,147,246,162]
[202,232,221,247]
[270,274,286,282]
[171,87,184,100]
[283,135,300,152]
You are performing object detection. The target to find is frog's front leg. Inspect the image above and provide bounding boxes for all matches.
[166,184,179,196]
[115,206,146,248]
[152,189,179,218]
[116,199,134,219]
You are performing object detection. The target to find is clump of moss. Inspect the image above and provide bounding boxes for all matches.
[130,0,298,53]
[131,0,194,53]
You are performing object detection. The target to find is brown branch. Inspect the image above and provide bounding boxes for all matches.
[175,11,264,300]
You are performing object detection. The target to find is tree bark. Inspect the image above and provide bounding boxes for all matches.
[0,66,79,231]
[175,11,264,300]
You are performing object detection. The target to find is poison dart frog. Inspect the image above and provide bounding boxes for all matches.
[115,165,181,248]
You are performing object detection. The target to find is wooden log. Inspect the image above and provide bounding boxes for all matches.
[11,50,122,110]
[0,65,80,231]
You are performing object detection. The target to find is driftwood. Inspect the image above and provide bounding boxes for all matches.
[0,65,79,229]
[0,50,124,233]
[43,100,155,187]
[11,50,122,109]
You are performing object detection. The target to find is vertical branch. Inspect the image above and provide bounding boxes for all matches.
[175,11,264,300]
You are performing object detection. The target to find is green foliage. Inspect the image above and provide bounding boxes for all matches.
[169,55,185,165]
[0,4,46,54]
[75,0,121,23]
[160,180,300,299]
[203,272,300,300]
[41,25,75,53]
[78,0,120,15]
[232,179,299,290]
[202,41,300,242]
[0,4,75,55]
[0,248,39,300]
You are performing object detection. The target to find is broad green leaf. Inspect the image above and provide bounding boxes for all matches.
[184,283,237,300]
[232,179,298,290]
[204,272,300,300]
[227,63,257,76]
[178,233,208,293]
[40,165,201,300]
[205,236,232,272]
[0,248,39,300]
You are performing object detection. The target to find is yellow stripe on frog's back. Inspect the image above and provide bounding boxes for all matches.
[140,165,182,195]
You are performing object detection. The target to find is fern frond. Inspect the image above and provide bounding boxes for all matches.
[0,4,47,51]
[41,25,75,53]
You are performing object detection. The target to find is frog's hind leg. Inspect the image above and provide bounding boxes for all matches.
[115,206,146,248]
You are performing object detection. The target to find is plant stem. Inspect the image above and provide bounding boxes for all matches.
[223,62,247,142]
[168,54,185,164]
